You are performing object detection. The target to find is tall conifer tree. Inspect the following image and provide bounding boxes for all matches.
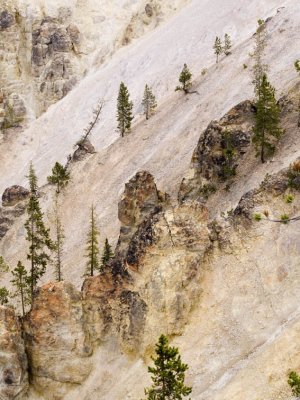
[175,64,192,94]
[224,33,232,55]
[252,19,268,98]
[252,74,282,163]
[144,334,192,399]
[25,163,53,301]
[85,205,100,276]
[53,196,64,282]
[47,162,70,194]
[142,85,157,119]
[117,82,134,137]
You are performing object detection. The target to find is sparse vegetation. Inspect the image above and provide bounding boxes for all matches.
[85,205,100,277]
[287,160,300,190]
[253,213,262,221]
[280,214,290,224]
[251,19,268,98]
[200,183,217,199]
[243,63,248,69]
[288,371,300,396]
[0,287,9,305]
[76,99,104,146]
[47,162,70,194]
[144,334,192,399]
[100,238,114,272]
[142,84,157,120]
[201,68,207,76]
[175,63,192,94]
[0,256,9,273]
[214,36,222,63]
[223,33,232,55]
[11,261,30,317]
[285,194,295,204]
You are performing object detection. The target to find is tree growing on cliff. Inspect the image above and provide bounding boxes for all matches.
[251,19,268,98]
[288,371,300,396]
[144,334,192,399]
[53,196,65,282]
[214,36,222,63]
[294,60,300,127]
[47,162,70,194]
[0,256,9,273]
[175,64,192,94]
[142,85,157,119]
[223,33,232,55]
[117,82,134,137]
[11,261,30,317]
[0,287,9,305]
[25,163,53,301]
[85,205,100,276]
[252,74,282,163]
[100,238,114,271]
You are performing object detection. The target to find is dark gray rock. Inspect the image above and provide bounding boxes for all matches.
[0,11,14,30]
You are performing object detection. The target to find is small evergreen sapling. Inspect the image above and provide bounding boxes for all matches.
[144,334,192,399]
[117,82,134,137]
[142,85,157,120]
[0,256,9,273]
[0,287,9,305]
[11,261,30,317]
[175,64,192,94]
[224,33,232,55]
[214,36,222,63]
[47,162,70,194]
[288,371,300,396]
[252,74,282,163]
[100,238,114,271]
[85,205,100,276]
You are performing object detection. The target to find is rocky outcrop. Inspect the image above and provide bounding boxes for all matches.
[72,139,96,162]
[0,203,27,239]
[0,11,14,30]
[2,185,29,207]
[178,100,255,203]
[23,282,92,397]
[0,306,28,399]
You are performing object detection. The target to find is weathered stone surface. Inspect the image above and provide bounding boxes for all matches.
[2,185,29,207]
[0,306,28,399]
[0,203,26,239]
[23,282,93,397]
[0,11,14,30]
[178,100,255,203]
[72,138,96,161]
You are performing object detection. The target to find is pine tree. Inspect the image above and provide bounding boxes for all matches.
[288,371,300,396]
[214,36,222,63]
[47,162,70,194]
[252,19,268,98]
[224,33,232,55]
[100,238,114,271]
[294,60,300,127]
[11,261,30,317]
[85,205,100,276]
[142,85,157,120]
[252,74,282,163]
[144,334,192,399]
[25,163,53,301]
[117,82,134,137]
[175,64,192,94]
[53,196,64,282]
[0,287,9,305]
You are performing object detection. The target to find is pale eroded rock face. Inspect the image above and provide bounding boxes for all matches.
[0,306,28,399]
[23,282,93,398]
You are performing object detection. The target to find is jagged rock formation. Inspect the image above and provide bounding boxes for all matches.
[178,100,255,203]
[2,185,29,207]
[0,306,28,399]
[0,203,26,238]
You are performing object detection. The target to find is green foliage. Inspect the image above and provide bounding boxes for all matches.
[253,213,262,221]
[25,163,53,301]
[221,130,236,180]
[252,74,283,163]
[144,334,192,400]
[213,36,222,63]
[0,256,9,273]
[2,104,23,130]
[224,33,232,55]
[201,68,207,76]
[285,194,295,204]
[287,161,300,190]
[47,162,70,193]
[100,238,114,272]
[117,82,134,137]
[200,183,217,199]
[175,64,192,94]
[53,197,65,282]
[0,287,9,305]
[142,85,157,120]
[243,63,248,69]
[294,60,300,73]
[85,205,100,276]
[11,261,30,316]
[288,371,300,396]
[280,214,290,224]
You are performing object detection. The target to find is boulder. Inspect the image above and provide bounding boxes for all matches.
[2,185,29,207]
